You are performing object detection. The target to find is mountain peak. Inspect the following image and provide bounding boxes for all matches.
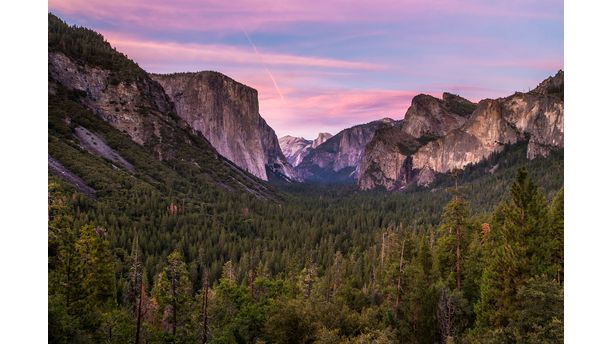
[312,132,332,148]
[531,70,564,97]
[279,136,313,167]
[150,72,297,181]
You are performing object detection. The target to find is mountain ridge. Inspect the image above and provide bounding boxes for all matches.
[359,70,564,190]
[295,118,395,182]
[279,132,332,167]
[48,13,279,199]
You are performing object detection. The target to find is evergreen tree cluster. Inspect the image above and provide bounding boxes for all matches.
[48,168,563,343]
[47,13,563,343]
[48,13,145,84]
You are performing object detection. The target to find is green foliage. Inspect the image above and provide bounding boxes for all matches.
[49,163,563,343]
[435,195,474,288]
[76,225,117,308]
[48,13,144,82]
[151,251,195,342]
[47,12,563,342]
[474,168,562,343]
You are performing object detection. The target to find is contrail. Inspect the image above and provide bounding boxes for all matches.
[241,28,284,100]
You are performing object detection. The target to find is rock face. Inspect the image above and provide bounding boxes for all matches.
[358,71,564,190]
[412,71,564,173]
[279,132,332,167]
[359,93,475,190]
[151,72,297,181]
[279,136,312,167]
[312,132,332,148]
[74,126,136,173]
[297,119,394,181]
[402,93,474,138]
[49,52,176,151]
[48,14,282,199]
[358,121,414,190]
[49,50,276,195]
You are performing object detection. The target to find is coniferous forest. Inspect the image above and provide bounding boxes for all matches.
[47,13,564,344]
[49,162,563,343]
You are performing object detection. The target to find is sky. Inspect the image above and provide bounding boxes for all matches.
[48,0,563,139]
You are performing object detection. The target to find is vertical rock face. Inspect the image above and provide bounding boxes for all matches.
[359,93,475,190]
[49,52,180,158]
[151,72,297,181]
[412,71,564,173]
[312,132,332,148]
[358,70,564,190]
[357,121,413,190]
[297,119,394,181]
[48,14,283,199]
[402,93,473,138]
[279,136,312,167]
[279,132,332,167]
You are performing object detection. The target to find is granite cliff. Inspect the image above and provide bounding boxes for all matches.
[358,93,475,190]
[358,71,564,190]
[297,119,394,182]
[279,132,332,167]
[48,14,278,199]
[151,72,297,181]
[412,72,563,174]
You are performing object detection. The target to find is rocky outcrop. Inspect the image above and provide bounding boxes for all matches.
[358,121,413,190]
[151,72,297,181]
[48,155,96,198]
[280,136,312,167]
[402,93,473,138]
[297,119,394,181]
[359,94,475,190]
[48,13,284,199]
[74,126,136,173]
[279,132,332,167]
[412,71,564,173]
[49,52,176,151]
[358,71,564,190]
[312,132,332,148]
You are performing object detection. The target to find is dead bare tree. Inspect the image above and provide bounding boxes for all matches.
[135,281,144,344]
[200,268,209,344]
[437,287,455,344]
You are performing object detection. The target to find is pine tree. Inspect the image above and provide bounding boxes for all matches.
[152,250,193,340]
[197,268,210,344]
[548,188,564,284]
[128,235,145,344]
[75,225,116,308]
[435,192,472,290]
[48,184,82,310]
[475,168,552,339]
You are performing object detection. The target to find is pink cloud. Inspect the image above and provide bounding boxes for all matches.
[259,88,418,138]
[101,32,381,71]
[48,0,562,139]
[49,0,562,34]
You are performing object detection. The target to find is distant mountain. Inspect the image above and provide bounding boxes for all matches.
[48,13,278,199]
[47,14,562,194]
[312,132,332,148]
[359,71,564,190]
[279,132,332,167]
[296,119,394,182]
[151,72,297,181]
[359,93,476,190]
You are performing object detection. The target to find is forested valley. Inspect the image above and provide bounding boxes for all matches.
[48,14,563,343]
[49,160,563,343]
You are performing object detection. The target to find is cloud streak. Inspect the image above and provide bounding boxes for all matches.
[49,0,563,34]
[101,32,381,71]
[241,28,284,100]
[50,0,563,138]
